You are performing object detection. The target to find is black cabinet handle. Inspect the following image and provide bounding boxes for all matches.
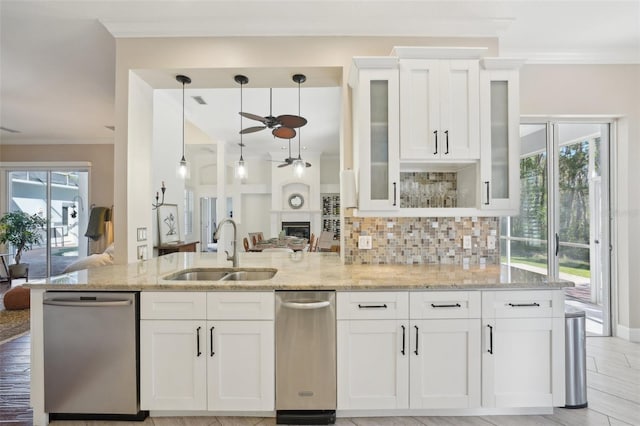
[196,326,202,357]
[508,302,540,307]
[433,130,438,155]
[210,326,215,356]
[414,325,419,355]
[392,182,397,206]
[487,324,493,354]
[358,304,388,309]
[430,303,461,308]
[484,181,490,205]
[444,130,449,154]
[555,233,560,256]
[401,325,406,355]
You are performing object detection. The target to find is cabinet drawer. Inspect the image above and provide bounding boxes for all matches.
[337,292,408,320]
[482,290,565,319]
[410,291,481,319]
[207,292,274,320]
[141,292,206,320]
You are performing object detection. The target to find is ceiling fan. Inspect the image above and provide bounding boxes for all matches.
[238,74,308,140]
[274,138,311,168]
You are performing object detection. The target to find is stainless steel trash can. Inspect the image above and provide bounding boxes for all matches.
[565,308,588,408]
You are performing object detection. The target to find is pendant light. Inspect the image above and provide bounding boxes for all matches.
[176,74,191,179]
[235,75,249,180]
[291,74,306,178]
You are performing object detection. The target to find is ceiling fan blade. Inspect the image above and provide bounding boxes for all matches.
[305,162,312,168]
[240,126,266,134]
[277,162,291,168]
[272,127,296,139]
[240,111,268,123]
[277,115,308,129]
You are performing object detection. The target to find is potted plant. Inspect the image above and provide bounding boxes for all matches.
[0,211,47,280]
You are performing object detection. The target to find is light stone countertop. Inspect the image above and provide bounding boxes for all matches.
[24,252,573,291]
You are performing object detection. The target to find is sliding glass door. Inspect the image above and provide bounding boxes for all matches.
[5,168,89,278]
[502,121,611,336]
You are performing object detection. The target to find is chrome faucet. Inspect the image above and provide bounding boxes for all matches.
[214,218,239,267]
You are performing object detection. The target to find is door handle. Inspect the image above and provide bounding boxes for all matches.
[484,181,490,205]
[433,130,438,155]
[487,324,493,354]
[358,304,388,309]
[401,325,406,355]
[196,326,202,357]
[555,233,560,256]
[508,302,540,308]
[444,130,449,154]
[282,301,330,310]
[414,325,419,355]
[43,299,132,307]
[393,182,397,206]
[210,326,215,356]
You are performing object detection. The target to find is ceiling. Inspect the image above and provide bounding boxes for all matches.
[1,1,638,158]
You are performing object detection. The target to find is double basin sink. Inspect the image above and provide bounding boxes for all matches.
[164,267,277,282]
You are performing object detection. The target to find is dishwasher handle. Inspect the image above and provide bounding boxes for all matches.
[281,300,331,310]
[44,299,132,307]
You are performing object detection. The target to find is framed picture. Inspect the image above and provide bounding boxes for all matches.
[137,227,147,242]
[137,244,148,261]
[157,204,180,244]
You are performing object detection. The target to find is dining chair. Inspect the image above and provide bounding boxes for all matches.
[243,237,250,252]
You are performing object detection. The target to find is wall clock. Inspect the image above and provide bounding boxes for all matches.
[288,193,304,209]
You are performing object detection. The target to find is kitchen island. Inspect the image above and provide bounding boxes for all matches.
[26,252,572,425]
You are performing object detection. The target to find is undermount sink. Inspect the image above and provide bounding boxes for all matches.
[164,268,277,282]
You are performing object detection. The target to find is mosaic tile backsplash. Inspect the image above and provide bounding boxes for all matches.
[343,216,500,265]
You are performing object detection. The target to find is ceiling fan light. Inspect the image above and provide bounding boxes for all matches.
[293,158,305,178]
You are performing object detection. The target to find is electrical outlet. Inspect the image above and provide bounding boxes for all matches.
[463,235,472,249]
[487,235,496,250]
[358,235,372,250]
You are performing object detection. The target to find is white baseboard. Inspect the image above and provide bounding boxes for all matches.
[616,324,640,342]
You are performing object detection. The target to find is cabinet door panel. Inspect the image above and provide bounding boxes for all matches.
[482,317,564,408]
[207,321,274,411]
[337,320,409,410]
[140,320,207,410]
[410,319,481,409]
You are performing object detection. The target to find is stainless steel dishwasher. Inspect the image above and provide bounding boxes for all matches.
[43,291,147,421]
[275,290,336,425]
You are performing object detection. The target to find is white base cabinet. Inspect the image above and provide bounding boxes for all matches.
[140,292,274,412]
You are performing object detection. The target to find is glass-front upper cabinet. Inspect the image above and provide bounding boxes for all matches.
[480,58,525,214]
[349,57,400,212]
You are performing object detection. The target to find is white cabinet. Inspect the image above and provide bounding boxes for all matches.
[481,290,565,408]
[140,319,208,410]
[480,58,525,213]
[337,291,481,411]
[337,292,409,410]
[409,292,481,409]
[399,59,480,161]
[140,292,274,412]
[349,57,400,212]
[207,320,274,411]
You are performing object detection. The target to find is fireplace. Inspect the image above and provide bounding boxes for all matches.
[282,222,310,239]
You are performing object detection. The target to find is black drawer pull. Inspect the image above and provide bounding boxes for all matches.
[444,130,449,154]
[433,130,438,155]
[414,325,419,355]
[487,324,493,354]
[431,303,461,308]
[358,304,388,309]
[393,182,397,206]
[401,325,406,355]
[196,326,202,357]
[210,326,215,356]
[508,302,541,307]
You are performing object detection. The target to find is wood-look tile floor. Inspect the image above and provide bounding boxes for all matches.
[1,334,638,426]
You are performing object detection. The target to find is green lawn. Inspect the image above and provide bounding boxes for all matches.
[502,256,591,278]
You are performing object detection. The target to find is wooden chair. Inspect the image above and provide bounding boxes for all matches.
[251,235,258,247]
[308,233,316,252]
[243,237,250,252]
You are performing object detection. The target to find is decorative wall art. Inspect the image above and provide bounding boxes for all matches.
[157,204,180,244]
